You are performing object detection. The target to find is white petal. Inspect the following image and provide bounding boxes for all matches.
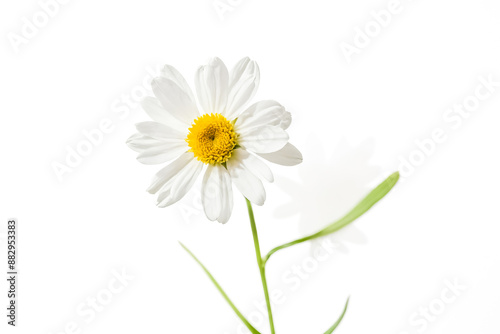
[136,142,188,165]
[157,158,204,207]
[279,111,292,130]
[160,65,195,102]
[257,142,303,166]
[202,164,233,223]
[235,100,291,132]
[231,148,273,182]
[147,152,194,194]
[238,125,289,154]
[135,121,186,141]
[217,181,233,224]
[126,133,163,153]
[152,77,199,125]
[224,58,260,119]
[195,57,229,114]
[141,97,187,131]
[127,133,188,164]
[227,150,266,206]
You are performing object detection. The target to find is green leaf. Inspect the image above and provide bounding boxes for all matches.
[179,242,261,334]
[324,297,350,333]
[264,171,400,263]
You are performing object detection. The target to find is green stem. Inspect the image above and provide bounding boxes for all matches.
[246,198,276,334]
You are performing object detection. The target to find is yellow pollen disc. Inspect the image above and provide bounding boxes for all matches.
[186,113,237,164]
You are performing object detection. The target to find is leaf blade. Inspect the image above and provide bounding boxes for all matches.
[179,242,261,334]
[264,172,400,263]
[324,297,350,334]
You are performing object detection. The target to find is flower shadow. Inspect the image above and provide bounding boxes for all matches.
[274,137,383,255]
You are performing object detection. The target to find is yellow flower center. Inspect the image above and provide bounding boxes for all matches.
[186,113,237,164]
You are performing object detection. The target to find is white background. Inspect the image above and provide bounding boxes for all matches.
[1,0,500,333]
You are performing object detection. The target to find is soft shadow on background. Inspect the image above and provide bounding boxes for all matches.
[274,136,383,255]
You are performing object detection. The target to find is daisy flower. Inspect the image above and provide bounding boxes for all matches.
[127,57,302,223]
